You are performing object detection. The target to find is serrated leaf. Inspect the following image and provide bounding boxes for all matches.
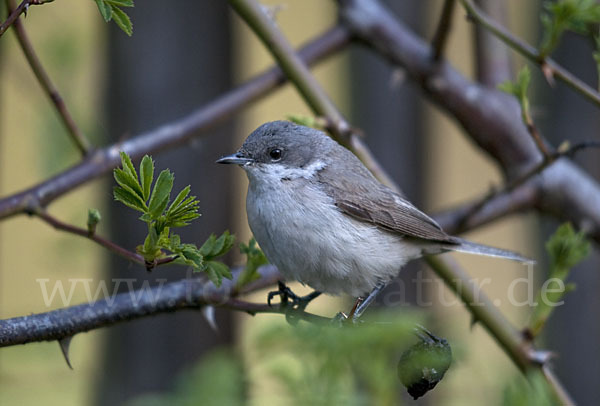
[200,234,217,257]
[545,222,590,269]
[110,4,133,36]
[212,233,228,257]
[205,265,221,286]
[139,155,154,201]
[169,233,181,249]
[166,186,190,213]
[114,168,144,201]
[119,151,137,179]
[94,0,112,21]
[105,0,134,7]
[148,169,174,218]
[236,238,268,289]
[206,261,232,281]
[114,187,147,212]
[143,227,158,253]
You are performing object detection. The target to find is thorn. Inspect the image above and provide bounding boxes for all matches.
[202,306,219,333]
[470,315,478,330]
[528,349,555,365]
[58,336,74,370]
[541,63,555,87]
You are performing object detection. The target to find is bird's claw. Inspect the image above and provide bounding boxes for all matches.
[267,281,321,311]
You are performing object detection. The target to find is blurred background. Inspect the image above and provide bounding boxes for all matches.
[0,0,598,404]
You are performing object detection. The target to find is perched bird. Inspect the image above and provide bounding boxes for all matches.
[217,121,531,318]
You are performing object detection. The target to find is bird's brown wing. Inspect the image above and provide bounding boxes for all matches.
[316,164,457,244]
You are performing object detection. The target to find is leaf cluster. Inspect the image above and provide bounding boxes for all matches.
[254,312,421,404]
[113,152,233,285]
[528,223,590,336]
[94,0,134,36]
[540,0,600,58]
[236,238,268,289]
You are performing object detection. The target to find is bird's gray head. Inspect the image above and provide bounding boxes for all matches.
[216,120,336,180]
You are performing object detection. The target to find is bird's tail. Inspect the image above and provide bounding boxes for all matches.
[442,238,535,264]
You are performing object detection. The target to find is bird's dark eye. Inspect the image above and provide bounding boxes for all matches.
[269,148,282,161]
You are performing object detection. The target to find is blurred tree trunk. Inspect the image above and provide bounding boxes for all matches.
[538,32,600,406]
[95,2,234,404]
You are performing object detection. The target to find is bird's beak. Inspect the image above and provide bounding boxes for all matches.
[216,153,254,165]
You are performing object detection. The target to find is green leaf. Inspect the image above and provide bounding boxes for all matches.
[119,151,137,179]
[545,222,590,270]
[527,222,590,337]
[199,232,235,259]
[147,169,174,218]
[113,187,147,212]
[199,234,217,257]
[498,66,531,122]
[539,0,600,57]
[105,0,134,7]
[166,186,191,215]
[110,4,133,36]
[114,168,144,201]
[164,186,201,228]
[94,0,112,22]
[204,261,232,287]
[236,238,268,289]
[143,226,158,254]
[139,155,154,202]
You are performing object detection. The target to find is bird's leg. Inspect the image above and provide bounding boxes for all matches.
[351,282,386,322]
[267,281,321,311]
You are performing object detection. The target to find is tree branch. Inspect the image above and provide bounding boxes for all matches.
[338,0,600,244]
[0,25,351,220]
[473,0,512,87]
[424,256,575,406]
[0,265,311,347]
[6,0,91,155]
[431,0,456,61]
[460,0,600,109]
[0,0,52,38]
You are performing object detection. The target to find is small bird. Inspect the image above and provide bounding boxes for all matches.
[217,121,531,318]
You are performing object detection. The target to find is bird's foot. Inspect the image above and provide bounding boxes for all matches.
[267,281,321,311]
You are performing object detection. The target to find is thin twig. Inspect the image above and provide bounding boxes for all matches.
[6,0,91,155]
[523,110,552,160]
[0,0,52,38]
[431,0,456,61]
[460,0,600,108]
[228,0,400,192]
[451,141,600,227]
[35,210,176,269]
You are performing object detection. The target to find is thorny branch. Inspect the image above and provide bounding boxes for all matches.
[0,0,52,38]
[0,265,308,347]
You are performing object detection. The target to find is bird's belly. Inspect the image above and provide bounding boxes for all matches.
[246,180,422,296]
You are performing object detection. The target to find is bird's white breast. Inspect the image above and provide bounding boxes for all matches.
[244,163,422,296]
